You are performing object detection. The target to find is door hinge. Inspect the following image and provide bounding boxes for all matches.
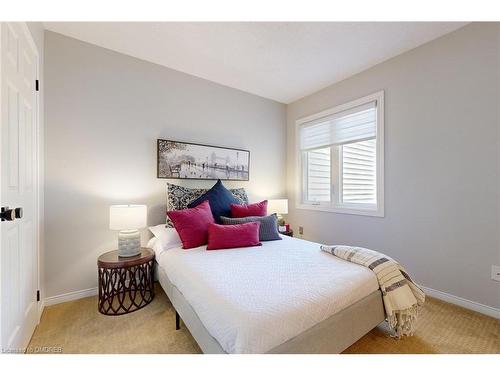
[36,290,40,302]
[35,79,39,92]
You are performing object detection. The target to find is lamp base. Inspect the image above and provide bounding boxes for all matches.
[118,230,141,257]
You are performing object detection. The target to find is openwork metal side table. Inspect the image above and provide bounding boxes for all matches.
[97,248,154,315]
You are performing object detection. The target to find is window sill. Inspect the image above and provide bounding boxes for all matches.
[295,203,385,218]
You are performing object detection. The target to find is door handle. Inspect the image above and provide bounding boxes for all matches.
[1,207,23,221]
[1,207,15,221]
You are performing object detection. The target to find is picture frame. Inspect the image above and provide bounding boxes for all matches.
[157,139,250,181]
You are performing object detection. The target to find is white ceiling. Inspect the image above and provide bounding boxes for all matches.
[43,22,467,103]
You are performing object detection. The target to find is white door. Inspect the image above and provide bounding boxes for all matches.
[0,22,39,353]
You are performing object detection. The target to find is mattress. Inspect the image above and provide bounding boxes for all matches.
[152,235,379,354]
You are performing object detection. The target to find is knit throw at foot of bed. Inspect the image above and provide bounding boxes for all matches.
[320,245,425,338]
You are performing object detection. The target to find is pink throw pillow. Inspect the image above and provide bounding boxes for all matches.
[206,222,261,250]
[167,200,214,249]
[230,200,268,218]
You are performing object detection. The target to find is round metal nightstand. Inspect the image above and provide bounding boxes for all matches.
[97,248,154,315]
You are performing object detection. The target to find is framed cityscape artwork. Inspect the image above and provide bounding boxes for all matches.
[157,139,250,181]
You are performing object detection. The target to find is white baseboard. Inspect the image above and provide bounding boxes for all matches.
[44,287,98,306]
[420,285,500,319]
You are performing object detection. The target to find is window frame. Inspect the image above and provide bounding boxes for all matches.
[295,91,385,217]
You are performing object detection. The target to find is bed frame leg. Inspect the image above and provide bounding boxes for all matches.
[175,311,181,330]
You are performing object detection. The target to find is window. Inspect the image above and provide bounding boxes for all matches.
[297,91,384,217]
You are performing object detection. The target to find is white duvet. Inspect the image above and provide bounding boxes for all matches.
[154,235,379,354]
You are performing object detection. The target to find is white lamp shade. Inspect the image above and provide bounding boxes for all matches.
[109,205,147,230]
[267,199,288,215]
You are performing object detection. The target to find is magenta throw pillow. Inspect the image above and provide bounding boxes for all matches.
[206,222,261,250]
[167,200,214,249]
[230,200,268,218]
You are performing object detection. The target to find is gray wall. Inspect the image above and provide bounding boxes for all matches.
[286,23,500,308]
[44,31,286,298]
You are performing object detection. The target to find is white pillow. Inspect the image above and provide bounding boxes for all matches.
[149,224,182,251]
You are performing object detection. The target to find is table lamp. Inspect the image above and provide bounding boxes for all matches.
[109,204,147,257]
[267,199,288,225]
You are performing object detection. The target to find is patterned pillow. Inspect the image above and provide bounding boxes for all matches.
[229,188,249,206]
[220,214,282,241]
[166,183,248,227]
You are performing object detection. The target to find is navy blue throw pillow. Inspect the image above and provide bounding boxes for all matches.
[187,180,240,223]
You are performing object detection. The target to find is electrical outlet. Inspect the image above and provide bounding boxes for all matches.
[492,265,500,282]
[298,226,304,235]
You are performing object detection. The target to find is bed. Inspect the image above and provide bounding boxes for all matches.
[148,234,386,354]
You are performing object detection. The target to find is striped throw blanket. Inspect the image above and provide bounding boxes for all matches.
[320,245,425,338]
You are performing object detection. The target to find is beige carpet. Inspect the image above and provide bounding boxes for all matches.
[28,283,499,354]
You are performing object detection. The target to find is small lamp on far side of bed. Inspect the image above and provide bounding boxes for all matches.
[267,199,288,227]
[109,204,147,257]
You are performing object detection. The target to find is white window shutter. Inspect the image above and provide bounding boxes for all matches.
[341,139,376,204]
[305,148,331,202]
